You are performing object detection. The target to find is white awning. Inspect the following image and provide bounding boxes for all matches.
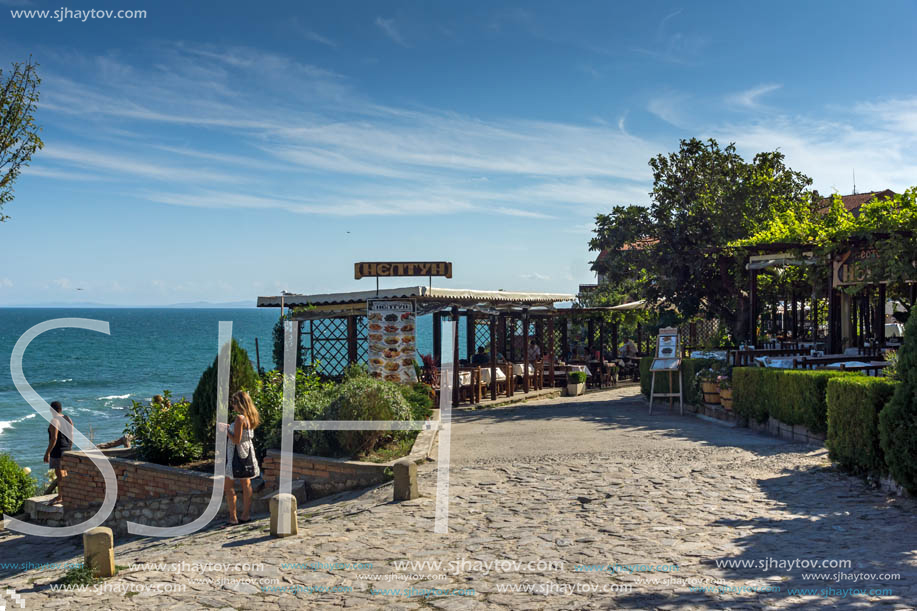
[258,286,575,310]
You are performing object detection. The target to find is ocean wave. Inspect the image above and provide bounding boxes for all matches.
[0,412,38,434]
[98,394,131,400]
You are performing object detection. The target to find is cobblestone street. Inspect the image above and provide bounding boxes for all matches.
[2,386,916,609]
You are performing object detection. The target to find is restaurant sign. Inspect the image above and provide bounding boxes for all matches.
[366,299,418,384]
[355,261,452,280]
[833,249,883,286]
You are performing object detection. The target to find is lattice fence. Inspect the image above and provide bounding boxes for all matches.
[305,318,349,377]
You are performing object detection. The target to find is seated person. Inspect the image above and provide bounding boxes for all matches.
[470,346,490,365]
[621,337,638,360]
[527,339,542,361]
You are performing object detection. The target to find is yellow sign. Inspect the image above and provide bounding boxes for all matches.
[355,261,452,279]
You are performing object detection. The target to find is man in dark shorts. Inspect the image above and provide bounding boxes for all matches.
[43,401,73,505]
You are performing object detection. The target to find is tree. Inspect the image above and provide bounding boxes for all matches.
[189,339,259,447]
[590,138,812,340]
[272,315,304,371]
[1,58,43,222]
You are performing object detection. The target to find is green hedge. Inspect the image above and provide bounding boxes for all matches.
[640,357,715,406]
[732,367,855,433]
[826,377,897,475]
[879,312,917,494]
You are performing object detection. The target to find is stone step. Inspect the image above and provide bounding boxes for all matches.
[23,494,63,520]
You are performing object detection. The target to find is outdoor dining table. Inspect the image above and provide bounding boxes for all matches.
[552,363,591,377]
[480,367,507,385]
[511,363,536,377]
[753,356,798,368]
[690,350,728,360]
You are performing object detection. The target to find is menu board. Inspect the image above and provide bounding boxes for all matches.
[367,299,417,383]
[651,328,681,371]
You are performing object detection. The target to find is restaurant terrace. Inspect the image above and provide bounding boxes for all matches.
[257,286,640,406]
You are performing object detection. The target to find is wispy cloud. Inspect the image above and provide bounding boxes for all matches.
[727,83,782,109]
[291,20,338,48]
[633,8,708,65]
[375,17,408,47]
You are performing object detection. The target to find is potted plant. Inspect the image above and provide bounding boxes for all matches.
[567,371,587,396]
[697,368,720,404]
[718,378,733,410]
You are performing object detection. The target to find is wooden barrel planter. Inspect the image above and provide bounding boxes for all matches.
[719,387,733,410]
[701,381,720,404]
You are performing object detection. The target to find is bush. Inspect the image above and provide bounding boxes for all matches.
[0,452,38,515]
[189,339,259,447]
[568,371,587,384]
[253,369,336,460]
[327,376,412,456]
[732,367,854,433]
[399,382,434,421]
[124,392,203,466]
[879,313,917,494]
[640,357,715,406]
[827,377,897,475]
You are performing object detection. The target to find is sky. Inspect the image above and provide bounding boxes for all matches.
[1,0,917,305]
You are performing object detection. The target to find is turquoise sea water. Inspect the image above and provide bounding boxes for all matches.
[0,308,463,477]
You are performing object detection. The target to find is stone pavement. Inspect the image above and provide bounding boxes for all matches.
[2,386,916,610]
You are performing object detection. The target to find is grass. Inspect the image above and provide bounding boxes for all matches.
[355,432,417,463]
[58,562,99,587]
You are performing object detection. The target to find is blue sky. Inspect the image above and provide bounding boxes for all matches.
[2,0,917,305]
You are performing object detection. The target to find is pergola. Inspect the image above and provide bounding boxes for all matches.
[745,243,915,352]
[257,286,639,405]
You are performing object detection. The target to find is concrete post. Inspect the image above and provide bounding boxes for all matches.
[269,493,298,538]
[393,459,419,501]
[83,526,115,577]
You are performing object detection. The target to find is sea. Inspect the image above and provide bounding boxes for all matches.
[0,308,469,478]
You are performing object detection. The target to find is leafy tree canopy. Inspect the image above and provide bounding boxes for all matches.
[590,138,812,339]
[1,58,43,222]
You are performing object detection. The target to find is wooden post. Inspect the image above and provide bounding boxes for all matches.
[749,269,758,343]
[612,322,619,359]
[599,320,606,388]
[548,316,556,388]
[490,315,497,400]
[346,316,358,364]
[877,284,886,348]
[636,323,642,354]
[498,313,507,361]
[465,310,475,363]
[522,309,530,393]
[452,306,460,407]
[587,318,596,355]
[792,294,798,340]
[561,317,569,361]
[433,312,442,364]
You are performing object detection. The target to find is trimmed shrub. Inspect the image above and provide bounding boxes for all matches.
[732,367,853,433]
[733,367,779,423]
[189,339,259,447]
[879,313,917,494]
[125,392,203,466]
[640,357,715,406]
[0,452,38,515]
[827,377,898,475]
[327,377,412,456]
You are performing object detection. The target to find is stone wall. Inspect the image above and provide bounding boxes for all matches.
[60,451,215,510]
[60,491,215,536]
[261,450,389,498]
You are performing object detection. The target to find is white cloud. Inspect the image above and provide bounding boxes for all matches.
[520,272,550,280]
[375,17,408,47]
[0,278,12,288]
[726,83,782,109]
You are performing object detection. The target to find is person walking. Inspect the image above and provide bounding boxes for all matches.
[220,390,260,525]
[43,401,73,505]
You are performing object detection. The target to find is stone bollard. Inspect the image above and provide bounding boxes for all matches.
[393,459,419,501]
[83,526,115,577]
[269,493,298,538]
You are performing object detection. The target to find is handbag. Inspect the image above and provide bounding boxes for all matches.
[231,433,256,479]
